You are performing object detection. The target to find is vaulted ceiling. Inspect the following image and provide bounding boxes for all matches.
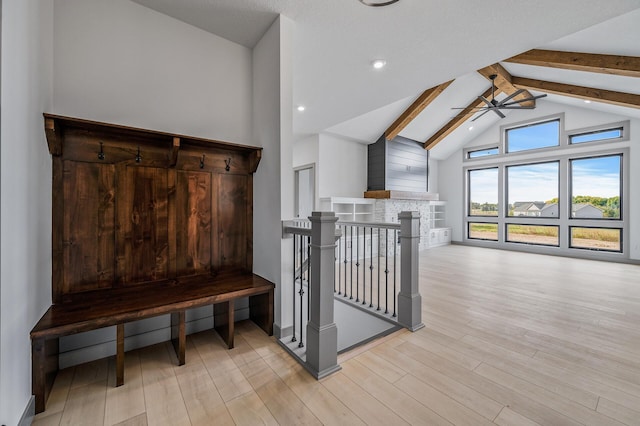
[131,0,640,159]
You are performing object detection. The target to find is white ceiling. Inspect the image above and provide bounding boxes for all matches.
[131,0,640,158]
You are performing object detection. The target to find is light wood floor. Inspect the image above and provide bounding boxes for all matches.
[34,245,640,426]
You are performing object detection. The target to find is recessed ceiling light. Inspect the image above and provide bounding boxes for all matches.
[372,59,387,69]
[468,126,474,131]
[297,105,306,112]
[358,0,400,6]
[584,100,592,104]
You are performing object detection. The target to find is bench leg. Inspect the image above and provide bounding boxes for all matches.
[250,289,274,336]
[171,311,186,366]
[214,300,235,349]
[116,324,124,387]
[32,337,59,414]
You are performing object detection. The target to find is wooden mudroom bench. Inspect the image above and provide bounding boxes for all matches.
[31,269,274,414]
[33,114,271,415]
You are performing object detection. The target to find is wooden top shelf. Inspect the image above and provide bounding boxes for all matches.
[43,113,262,171]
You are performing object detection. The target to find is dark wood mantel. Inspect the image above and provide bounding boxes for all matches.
[364,190,439,200]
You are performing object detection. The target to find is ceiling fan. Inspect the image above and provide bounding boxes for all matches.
[456,74,547,122]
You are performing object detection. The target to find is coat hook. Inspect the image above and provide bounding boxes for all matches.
[200,154,205,169]
[98,142,105,160]
[135,146,142,163]
[225,157,231,172]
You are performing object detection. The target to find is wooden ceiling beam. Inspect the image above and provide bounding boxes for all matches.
[477,63,535,107]
[384,80,453,140]
[511,77,640,109]
[423,86,502,150]
[506,49,640,78]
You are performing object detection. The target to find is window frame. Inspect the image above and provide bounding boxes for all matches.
[504,117,561,154]
[569,226,622,253]
[568,153,622,221]
[505,223,560,247]
[568,121,629,145]
[467,167,499,218]
[505,160,560,219]
[464,144,500,160]
[462,116,630,260]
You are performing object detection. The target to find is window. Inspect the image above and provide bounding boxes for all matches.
[468,223,498,241]
[506,224,559,246]
[468,147,499,159]
[570,155,621,219]
[506,119,560,153]
[468,168,498,216]
[570,127,623,144]
[506,162,559,218]
[464,116,628,259]
[570,227,621,252]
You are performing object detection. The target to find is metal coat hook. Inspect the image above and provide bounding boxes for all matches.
[225,157,231,172]
[135,146,142,163]
[200,154,205,169]
[98,142,105,160]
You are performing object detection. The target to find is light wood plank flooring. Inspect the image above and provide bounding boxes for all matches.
[34,245,640,425]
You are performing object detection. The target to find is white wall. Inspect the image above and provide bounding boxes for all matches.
[318,133,367,198]
[252,16,294,336]
[1,1,54,424]
[438,101,640,260]
[293,134,320,168]
[53,0,252,144]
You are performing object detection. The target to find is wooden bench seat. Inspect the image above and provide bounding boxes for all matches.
[31,270,274,414]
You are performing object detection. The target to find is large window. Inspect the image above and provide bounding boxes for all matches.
[506,119,560,153]
[468,168,498,216]
[507,162,559,218]
[464,116,628,257]
[570,155,621,219]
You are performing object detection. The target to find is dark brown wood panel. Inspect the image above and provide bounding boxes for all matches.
[62,161,115,294]
[116,166,169,285]
[217,173,248,269]
[176,171,212,276]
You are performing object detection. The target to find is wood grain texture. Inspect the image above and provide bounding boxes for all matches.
[385,80,453,140]
[512,76,640,109]
[478,63,534,106]
[62,161,115,295]
[176,171,212,276]
[116,166,169,285]
[217,173,247,268]
[506,49,640,78]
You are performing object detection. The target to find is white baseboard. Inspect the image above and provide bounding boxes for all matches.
[18,396,35,426]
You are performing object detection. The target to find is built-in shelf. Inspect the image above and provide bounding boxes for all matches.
[319,197,375,222]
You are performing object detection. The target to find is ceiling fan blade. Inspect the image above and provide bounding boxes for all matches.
[478,95,494,108]
[494,108,506,119]
[497,89,526,105]
[471,109,492,122]
[451,106,488,110]
[498,106,536,110]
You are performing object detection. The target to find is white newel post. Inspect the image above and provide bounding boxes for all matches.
[306,211,341,378]
[398,211,425,331]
